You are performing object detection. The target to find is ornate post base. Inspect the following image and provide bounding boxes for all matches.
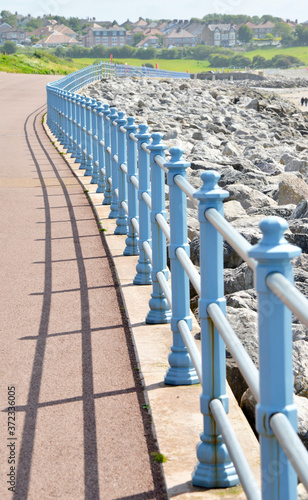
[192,434,239,488]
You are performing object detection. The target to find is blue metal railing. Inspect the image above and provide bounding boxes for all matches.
[46,64,308,500]
[102,61,190,79]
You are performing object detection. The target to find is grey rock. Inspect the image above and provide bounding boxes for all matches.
[224,263,254,295]
[226,184,277,210]
[285,159,308,172]
[278,176,308,206]
[290,200,308,220]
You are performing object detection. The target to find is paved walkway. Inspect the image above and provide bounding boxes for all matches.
[0,73,167,499]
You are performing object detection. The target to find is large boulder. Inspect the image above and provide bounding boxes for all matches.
[226,183,277,211]
[240,389,308,450]
[278,176,308,206]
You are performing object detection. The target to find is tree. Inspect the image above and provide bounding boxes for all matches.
[273,21,292,39]
[238,24,254,43]
[132,32,145,46]
[25,18,43,30]
[1,41,17,54]
[0,10,17,26]
[252,55,266,68]
[295,24,308,45]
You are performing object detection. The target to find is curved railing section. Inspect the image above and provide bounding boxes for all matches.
[46,64,308,500]
[102,61,190,79]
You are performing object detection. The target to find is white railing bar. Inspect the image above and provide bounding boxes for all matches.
[120,163,128,174]
[266,273,308,329]
[131,217,139,235]
[209,399,262,500]
[270,412,308,491]
[154,154,167,173]
[99,140,104,146]
[205,208,256,270]
[142,192,152,210]
[114,188,119,199]
[130,175,139,190]
[156,271,172,309]
[207,303,260,402]
[121,201,128,215]
[106,146,111,154]
[174,174,198,208]
[113,154,118,163]
[178,320,202,383]
[141,143,150,154]
[142,241,152,265]
[129,132,138,144]
[155,213,171,242]
[175,247,201,297]
[120,126,126,134]
[101,167,106,176]
[107,176,112,187]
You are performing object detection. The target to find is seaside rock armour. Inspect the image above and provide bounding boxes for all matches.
[84,75,308,447]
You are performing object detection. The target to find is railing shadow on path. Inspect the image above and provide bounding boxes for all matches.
[10,106,166,500]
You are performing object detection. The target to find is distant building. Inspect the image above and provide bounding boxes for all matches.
[83,25,126,48]
[0,26,26,44]
[202,24,237,46]
[186,21,204,44]
[136,35,160,48]
[163,28,196,48]
[245,21,275,39]
[130,17,148,30]
[37,33,80,47]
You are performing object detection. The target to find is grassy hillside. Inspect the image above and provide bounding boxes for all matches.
[1,45,308,75]
[244,46,308,65]
[0,52,80,74]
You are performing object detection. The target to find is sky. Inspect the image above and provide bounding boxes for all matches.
[2,0,308,24]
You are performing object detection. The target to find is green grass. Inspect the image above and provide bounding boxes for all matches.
[244,46,308,65]
[72,46,308,73]
[1,45,308,75]
[0,52,80,74]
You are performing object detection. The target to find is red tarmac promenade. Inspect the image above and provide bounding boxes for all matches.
[0,73,167,500]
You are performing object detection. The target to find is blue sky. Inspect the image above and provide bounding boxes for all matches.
[2,0,308,24]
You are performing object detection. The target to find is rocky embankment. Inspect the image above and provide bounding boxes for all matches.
[84,75,308,448]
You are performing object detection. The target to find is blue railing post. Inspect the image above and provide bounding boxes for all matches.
[249,217,301,500]
[90,100,99,185]
[95,102,105,193]
[84,97,94,177]
[124,117,139,256]
[79,96,87,170]
[134,124,152,284]
[192,171,239,488]
[58,91,65,144]
[109,107,118,218]
[146,133,171,325]
[67,92,74,153]
[165,148,199,385]
[102,105,112,205]
[74,94,83,164]
[115,111,128,235]
[70,93,78,158]
[62,91,70,147]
